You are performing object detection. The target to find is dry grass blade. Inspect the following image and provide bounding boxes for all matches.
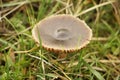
[75,0,115,16]
[68,59,120,68]
[92,37,108,41]
[112,0,120,25]
[0,1,28,20]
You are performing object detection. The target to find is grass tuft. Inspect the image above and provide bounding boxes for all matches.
[0,0,120,80]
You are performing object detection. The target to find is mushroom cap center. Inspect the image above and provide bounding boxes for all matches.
[54,28,71,41]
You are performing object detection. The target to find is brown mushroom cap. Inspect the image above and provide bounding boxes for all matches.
[32,15,92,53]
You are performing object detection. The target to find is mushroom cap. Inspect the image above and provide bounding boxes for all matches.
[32,15,92,53]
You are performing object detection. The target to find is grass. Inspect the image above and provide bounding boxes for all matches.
[0,0,120,80]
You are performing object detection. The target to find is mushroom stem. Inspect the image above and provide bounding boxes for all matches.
[58,53,67,59]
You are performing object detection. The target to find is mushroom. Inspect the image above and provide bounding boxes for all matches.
[32,15,92,58]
